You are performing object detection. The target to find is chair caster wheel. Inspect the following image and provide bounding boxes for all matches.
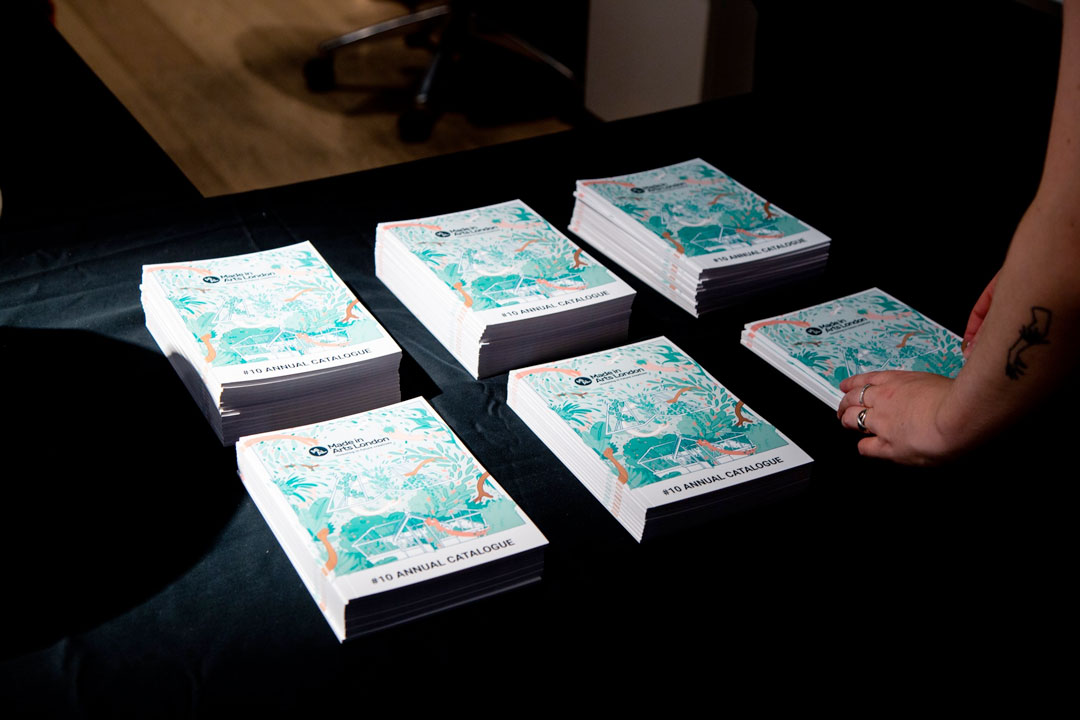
[398,106,437,142]
[304,55,335,92]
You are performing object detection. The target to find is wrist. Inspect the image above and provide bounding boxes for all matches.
[932,377,981,457]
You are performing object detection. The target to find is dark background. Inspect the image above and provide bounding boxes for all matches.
[1,1,1070,713]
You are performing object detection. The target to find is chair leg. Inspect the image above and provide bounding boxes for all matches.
[304,5,451,92]
[318,5,450,53]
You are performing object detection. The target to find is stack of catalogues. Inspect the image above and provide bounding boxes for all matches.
[740,288,965,408]
[141,242,401,444]
[376,200,635,378]
[570,159,831,316]
[236,397,548,640]
[507,337,813,542]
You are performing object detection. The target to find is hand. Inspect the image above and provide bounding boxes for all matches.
[962,271,1000,359]
[836,371,965,466]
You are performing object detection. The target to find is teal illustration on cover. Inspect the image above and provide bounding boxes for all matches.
[242,399,526,578]
[748,288,964,389]
[381,200,616,311]
[581,159,808,257]
[147,242,384,367]
[514,338,790,490]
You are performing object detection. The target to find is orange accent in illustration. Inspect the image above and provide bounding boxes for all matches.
[148,265,212,275]
[666,387,698,404]
[284,288,316,302]
[284,463,320,471]
[497,221,542,232]
[424,517,488,538]
[536,278,588,291]
[571,249,587,269]
[610,482,623,516]
[733,401,751,427]
[683,177,722,185]
[199,333,217,363]
[316,528,338,574]
[736,228,783,239]
[641,361,695,374]
[344,299,359,322]
[296,332,348,347]
[748,319,811,333]
[697,439,755,456]
[862,311,913,320]
[582,180,634,187]
[603,447,629,484]
[382,222,442,231]
[513,366,581,380]
[453,281,473,308]
[763,202,775,218]
[661,231,685,254]
[240,433,320,449]
[515,238,540,252]
[708,193,731,206]
[896,331,922,348]
[473,472,494,503]
[403,457,448,477]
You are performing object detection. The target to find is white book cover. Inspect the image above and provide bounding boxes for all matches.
[576,159,830,273]
[378,200,634,329]
[742,288,965,405]
[237,397,547,639]
[143,241,400,386]
[509,337,812,516]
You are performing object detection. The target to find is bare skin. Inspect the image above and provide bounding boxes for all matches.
[836,0,1080,465]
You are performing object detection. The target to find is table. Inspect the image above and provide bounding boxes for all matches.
[2,2,1070,711]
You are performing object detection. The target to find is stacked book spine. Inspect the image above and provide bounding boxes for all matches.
[507,337,813,542]
[141,242,401,444]
[376,200,635,378]
[237,397,547,640]
[570,159,831,316]
[740,288,965,408]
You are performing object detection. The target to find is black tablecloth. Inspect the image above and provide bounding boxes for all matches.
[2,2,1071,712]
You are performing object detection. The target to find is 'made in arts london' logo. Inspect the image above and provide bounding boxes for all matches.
[805,327,823,336]
[434,231,451,238]
[202,275,222,284]
[630,187,645,194]
[309,446,329,457]
[573,376,593,386]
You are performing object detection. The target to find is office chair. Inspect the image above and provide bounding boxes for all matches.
[303,1,576,141]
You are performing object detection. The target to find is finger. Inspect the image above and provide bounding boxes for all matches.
[840,405,873,433]
[857,435,893,459]
[839,370,891,393]
[962,271,1000,356]
[837,383,868,418]
[838,381,884,419]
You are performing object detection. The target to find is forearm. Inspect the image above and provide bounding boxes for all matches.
[936,0,1080,448]
[940,200,1080,446]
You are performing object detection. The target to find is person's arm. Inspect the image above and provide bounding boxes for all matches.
[835,0,1080,465]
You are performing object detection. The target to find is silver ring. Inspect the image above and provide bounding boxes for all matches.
[858,383,872,406]
[857,408,870,433]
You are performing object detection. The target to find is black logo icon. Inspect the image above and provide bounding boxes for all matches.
[806,327,823,336]
[574,376,593,386]
[309,446,329,457]
[202,276,221,284]
[631,188,645,194]
[435,231,451,238]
